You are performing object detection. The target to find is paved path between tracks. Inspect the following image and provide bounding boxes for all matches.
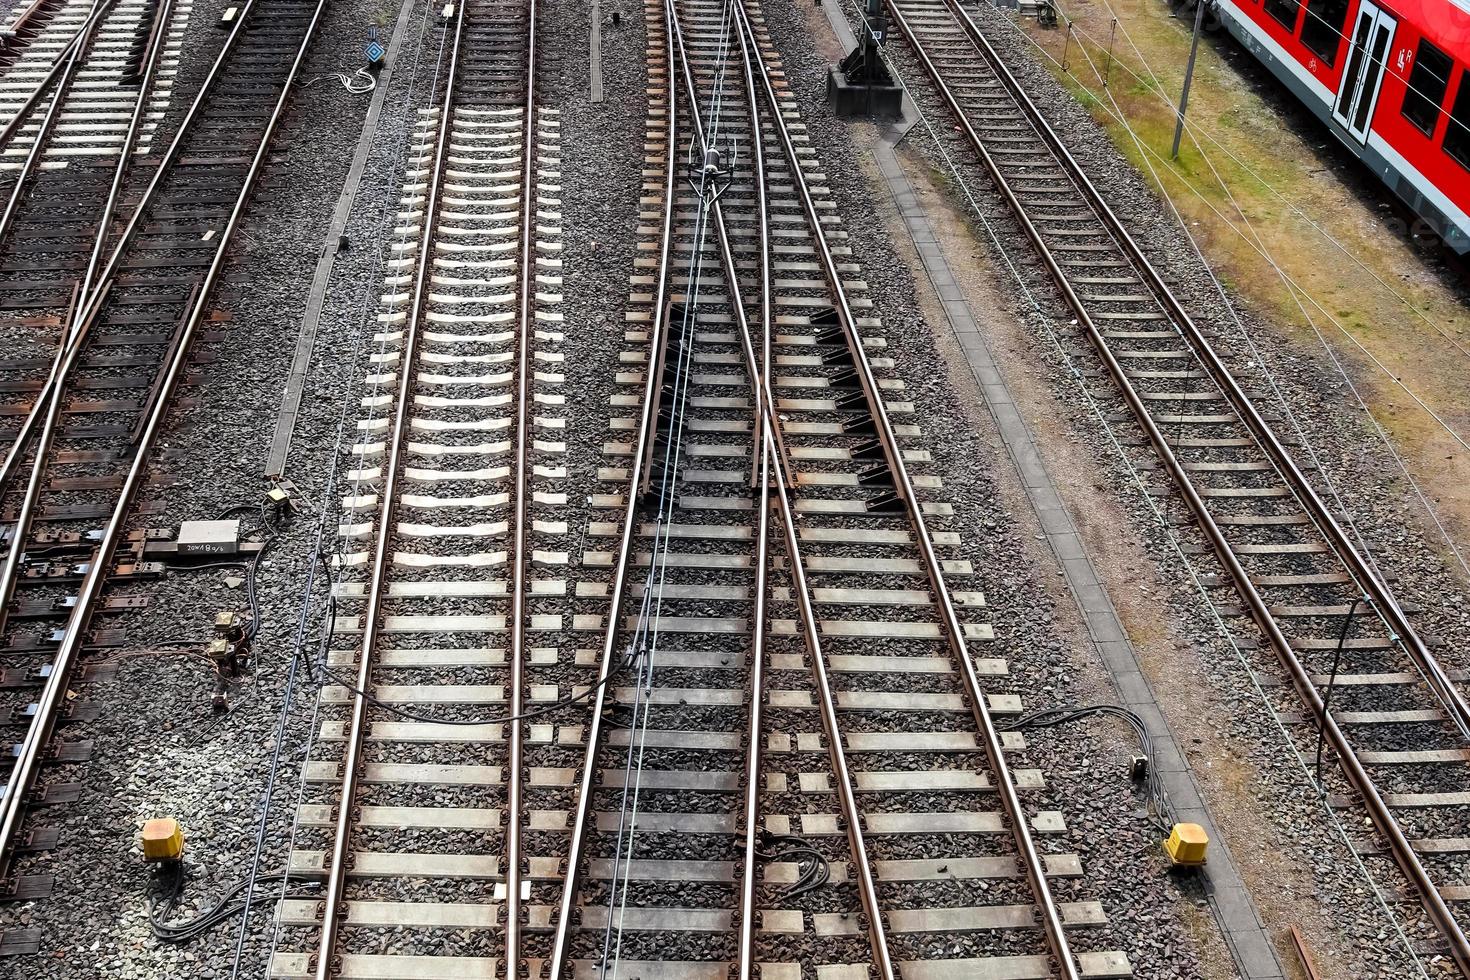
[816,1,1288,976]
[265,0,421,479]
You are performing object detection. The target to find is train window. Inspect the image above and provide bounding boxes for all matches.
[1444,74,1470,170]
[1264,0,1300,30]
[1401,41,1454,136]
[1300,0,1350,65]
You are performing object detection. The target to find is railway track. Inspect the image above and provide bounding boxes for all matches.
[280,0,1136,976]
[0,0,186,322]
[881,0,1470,970]
[269,0,556,976]
[545,0,1130,976]
[0,0,323,955]
[0,0,93,84]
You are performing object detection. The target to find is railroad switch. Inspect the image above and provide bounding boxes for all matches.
[141,818,185,864]
[828,0,902,119]
[1163,822,1208,868]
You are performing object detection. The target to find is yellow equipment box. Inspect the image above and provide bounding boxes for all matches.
[1164,822,1208,866]
[142,818,184,862]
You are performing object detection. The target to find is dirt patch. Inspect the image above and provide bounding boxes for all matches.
[1018,0,1470,576]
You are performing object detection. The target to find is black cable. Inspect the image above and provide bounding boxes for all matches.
[308,646,636,727]
[757,832,831,901]
[146,864,320,944]
[214,503,259,522]
[304,547,639,726]
[1001,703,1173,831]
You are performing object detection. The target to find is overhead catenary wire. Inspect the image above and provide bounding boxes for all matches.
[1027,1,1470,458]
[1055,8,1470,588]
[923,0,1470,758]
[1052,0,1470,582]
[1097,1,1470,368]
[919,17,1470,962]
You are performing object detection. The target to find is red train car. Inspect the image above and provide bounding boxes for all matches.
[1214,0,1470,253]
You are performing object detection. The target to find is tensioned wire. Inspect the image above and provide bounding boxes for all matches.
[1099,0,1470,369]
[848,0,1428,970]
[934,0,1470,728]
[1028,0,1470,453]
[909,0,1448,707]
[239,1,450,972]
[1030,2,1439,650]
[1031,0,1470,581]
[1009,1,1470,588]
[598,0,745,976]
[1047,0,1470,602]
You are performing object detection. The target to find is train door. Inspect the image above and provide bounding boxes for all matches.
[1332,0,1397,142]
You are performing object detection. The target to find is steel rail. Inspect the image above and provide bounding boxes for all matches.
[544,3,679,974]
[0,281,110,642]
[0,0,114,255]
[506,0,540,964]
[0,0,109,152]
[728,11,770,979]
[74,0,177,330]
[935,0,1470,746]
[0,0,175,631]
[0,0,261,507]
[882,0,1470,972]
[312,5,465,977]
[0,0,60,45]
[733,1,1082,976]
[677,1,896,970]
[662,6,786,978]
[0,0,331,871]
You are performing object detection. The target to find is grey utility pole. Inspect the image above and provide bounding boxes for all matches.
[1171,0,1207,159]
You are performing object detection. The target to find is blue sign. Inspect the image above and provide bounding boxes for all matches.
[365,39,385,63]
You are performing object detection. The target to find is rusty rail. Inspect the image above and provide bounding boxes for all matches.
[883,0,1470,972]
[0,0,330,877]
[311,4,467,977]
